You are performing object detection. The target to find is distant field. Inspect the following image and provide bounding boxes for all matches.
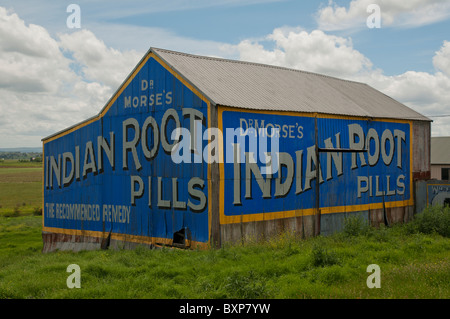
[0,159,42,168]
[0,160,42,216]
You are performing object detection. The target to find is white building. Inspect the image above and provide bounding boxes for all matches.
[431,136,450,180]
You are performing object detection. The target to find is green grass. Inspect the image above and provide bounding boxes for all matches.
[0,160,448,299]
[0,160,42,217]
[0,209,449,299]
[405,205,450,238]
[0,159,42,168]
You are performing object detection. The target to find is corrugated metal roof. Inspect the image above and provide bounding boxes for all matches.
[431,136,450,164]
[153,47,430,121]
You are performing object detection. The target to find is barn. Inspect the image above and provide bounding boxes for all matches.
[42,48,431,252]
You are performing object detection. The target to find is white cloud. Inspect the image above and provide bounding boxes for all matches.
[316,0,450,31]
[433,40,450,77]
[58,29,142,89]
[0,6,232,148]
[353,70,450,129]
[0,5,449,149]
[0,7,115,147]
[0,7,73,93]
[231,28,450,136]
[232,28,373,78]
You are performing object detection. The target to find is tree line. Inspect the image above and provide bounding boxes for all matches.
[0,152,43,161]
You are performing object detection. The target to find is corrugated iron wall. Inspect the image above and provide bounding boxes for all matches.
[43,53,212,252]
[41,48,431,252]
[217,109,428,244]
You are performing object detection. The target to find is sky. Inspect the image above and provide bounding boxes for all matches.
[0,0,450,148]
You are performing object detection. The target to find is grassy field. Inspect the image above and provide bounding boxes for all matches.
[0,212,449,299]
[0,160,449,299]
[0,160,42,217]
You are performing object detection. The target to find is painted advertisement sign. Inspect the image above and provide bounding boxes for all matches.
[219,108,412,224]
[43,54,210,246]
[427,184,450,206]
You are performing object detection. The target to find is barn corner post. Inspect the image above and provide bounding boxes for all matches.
[209,101,221,249]
[41,140,45,248]
[314,115,321,237]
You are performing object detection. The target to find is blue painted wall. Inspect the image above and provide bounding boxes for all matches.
[221,110,411,219]
[43,55,210,244]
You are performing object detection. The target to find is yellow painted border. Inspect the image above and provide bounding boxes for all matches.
[426,183,450,206]
[42,51,212,248]
[218,106,414,225]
